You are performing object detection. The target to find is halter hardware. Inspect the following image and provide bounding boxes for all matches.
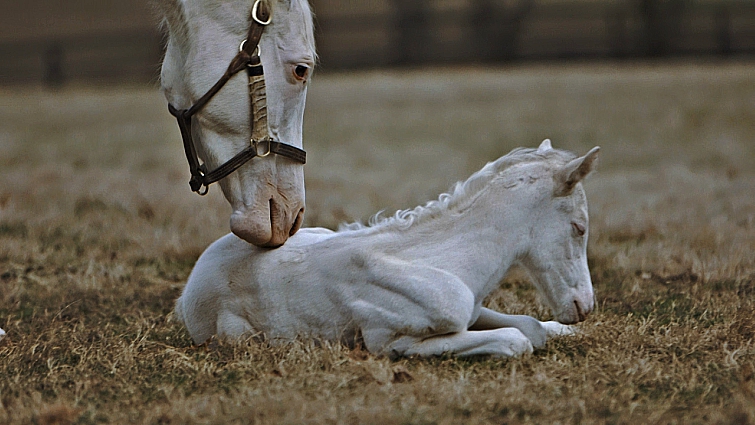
[167,0,306,195]
[254,139,271,157]
[252,0,272,25]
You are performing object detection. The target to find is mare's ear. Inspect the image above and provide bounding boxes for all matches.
[554,146,600,196]
[154,0,188,41]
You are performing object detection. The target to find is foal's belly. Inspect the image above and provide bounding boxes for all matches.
[229,227,368,344]
[253,301,359,345]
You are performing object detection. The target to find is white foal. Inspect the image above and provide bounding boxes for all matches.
[176,140,600,358]
[0,328,5,343]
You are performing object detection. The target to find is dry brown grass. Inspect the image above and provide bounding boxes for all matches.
[1,60,754,424]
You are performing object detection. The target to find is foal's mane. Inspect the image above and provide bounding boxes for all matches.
[339,147,576,233]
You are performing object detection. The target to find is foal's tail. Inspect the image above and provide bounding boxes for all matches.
[172,285,218,345]
[173,297,186,326]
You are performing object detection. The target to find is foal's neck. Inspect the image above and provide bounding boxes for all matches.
[381,189,528,302]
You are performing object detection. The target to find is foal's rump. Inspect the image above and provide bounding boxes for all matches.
[175,234,255,344]
[176,229,339,344]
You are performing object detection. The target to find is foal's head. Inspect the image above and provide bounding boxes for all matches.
[511,140,600,324]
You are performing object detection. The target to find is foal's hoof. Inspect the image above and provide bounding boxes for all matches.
[0,328,6,343]
[542,321,577,338]
[514,316,548,349]
[490,328,534,358]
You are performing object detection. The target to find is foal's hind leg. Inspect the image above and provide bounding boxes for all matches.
[395,329,534,358]
[217,310,255,340]
[470,307,575,349]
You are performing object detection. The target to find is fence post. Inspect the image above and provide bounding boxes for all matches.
[608,8,628,58]
[715,5,732,56]
[44,44,65,88]
[638,0,688,57]
[391,0,430,65]
[470,0,533,62]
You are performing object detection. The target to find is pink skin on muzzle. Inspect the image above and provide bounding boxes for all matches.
[230,198,304,248]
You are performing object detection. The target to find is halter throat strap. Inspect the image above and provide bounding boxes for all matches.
[167,0,306,195]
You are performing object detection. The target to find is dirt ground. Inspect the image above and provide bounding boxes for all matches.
[0,60,753,424]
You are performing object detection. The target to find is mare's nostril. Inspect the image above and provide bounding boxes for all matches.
[574,300,586,322]
[290,208,304,236]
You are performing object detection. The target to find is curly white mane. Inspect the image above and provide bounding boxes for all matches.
[339,145,577,233]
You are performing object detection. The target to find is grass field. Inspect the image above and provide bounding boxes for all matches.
[1,60,754,424]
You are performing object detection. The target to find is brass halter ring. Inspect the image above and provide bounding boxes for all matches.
[239,40,260,57]
[252,0,272,26]
[254,139,271,157]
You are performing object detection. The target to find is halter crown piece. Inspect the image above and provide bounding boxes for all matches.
[168,0,307,195]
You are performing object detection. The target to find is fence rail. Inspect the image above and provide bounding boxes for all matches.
[0,29,163,86]
[0,2,753,86]
[314,2,755,69]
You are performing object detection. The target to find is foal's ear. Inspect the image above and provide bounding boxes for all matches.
[554,147,600,196]
[537,139,553,152]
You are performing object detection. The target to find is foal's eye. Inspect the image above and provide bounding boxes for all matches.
[293,65,309,81]
[572,222,586,237]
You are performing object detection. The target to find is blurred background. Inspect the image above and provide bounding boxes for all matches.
[2,3,754,422]
[1,0,754,86]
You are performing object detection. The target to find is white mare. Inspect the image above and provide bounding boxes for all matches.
[176,141,600,358]
[157,0,316,246]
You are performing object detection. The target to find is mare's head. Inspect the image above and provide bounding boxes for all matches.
[503,140,600,324]
[158,0,315,246]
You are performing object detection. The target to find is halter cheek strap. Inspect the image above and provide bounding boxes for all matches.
[167,0,306,195]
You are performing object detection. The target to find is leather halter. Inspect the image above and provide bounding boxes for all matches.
[168,0,307,195]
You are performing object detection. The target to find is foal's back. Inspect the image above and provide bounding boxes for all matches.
[177,223,470,348]
[176,228,354,344]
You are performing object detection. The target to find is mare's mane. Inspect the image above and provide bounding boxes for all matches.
[339,147,576,233]
[156,0,316,58]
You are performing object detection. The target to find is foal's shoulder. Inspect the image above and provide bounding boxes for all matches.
[196,233,257,267]
[287,227,337,246]
[203,228,337,262]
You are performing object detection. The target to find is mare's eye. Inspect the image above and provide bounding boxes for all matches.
[293,65,309,80]
[572,222,586,237]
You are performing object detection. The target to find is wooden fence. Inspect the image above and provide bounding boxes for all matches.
[0,29,163,86]
[0,1,753,86]
[314,1,755,69]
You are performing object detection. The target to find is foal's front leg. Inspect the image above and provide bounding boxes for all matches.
[396,328,534,358]
[469,307,574,349]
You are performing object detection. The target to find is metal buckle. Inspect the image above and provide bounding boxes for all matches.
[252,0,272,26]
[253,139,271,157]
[239,40,260,57]
[189,173,209,196]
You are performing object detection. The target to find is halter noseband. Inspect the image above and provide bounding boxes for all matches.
[168,0,307,195]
